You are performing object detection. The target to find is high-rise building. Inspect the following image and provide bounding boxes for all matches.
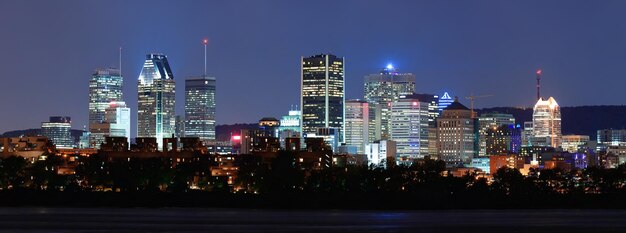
[301,54,345,141]
[532,97,562,148]
[137,53,176,149]
[390,95,431,164]
[278,107,302,149]
[436,98,476,167]
[106,101,131,143]
[184,77,216,142]
[88,68,123,148]
[437,92,454,112]
[345,100,370,154]
[561,135,590,153]
[478,113,515,156]
[485,125,515,155]
[41,116,74,149]
[597,129,626,146]
[364,65,416,140]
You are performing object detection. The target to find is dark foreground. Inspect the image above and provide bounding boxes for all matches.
[0,208,624,232]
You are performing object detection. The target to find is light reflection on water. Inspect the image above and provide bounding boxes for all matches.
[0,208,624,233]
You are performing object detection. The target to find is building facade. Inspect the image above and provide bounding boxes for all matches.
[137,53,176,149]
[436,98,476,167]
[532,97,562,148]
[561,135,590,153]
[478,113,515,156]
[41,116,74,149]
[597,129,626,146]
[88,68,123,148]
[363,65,416,140]
[184,76,216,142]
[301,54,345,142]
[345,100,370,154]
[390,95,430,164]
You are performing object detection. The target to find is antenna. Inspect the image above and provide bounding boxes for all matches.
[536,69,542,101]
[119,46,122,75]
[203,38,209,76]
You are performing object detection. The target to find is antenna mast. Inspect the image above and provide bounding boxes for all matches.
[536,69,542,100]
[203,38,209,76]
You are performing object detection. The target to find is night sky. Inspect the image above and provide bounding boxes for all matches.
[1,0,626,135]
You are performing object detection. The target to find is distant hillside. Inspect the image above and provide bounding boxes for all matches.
[1,128,85,142]
[478,105,626,138]
[215,123,257,141]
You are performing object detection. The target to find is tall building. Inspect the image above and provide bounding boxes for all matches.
[137,53,176,149]
[88,68,123,148]
[532,97,562,148]
[41,116,74,149]
[478,113,515,156]
[390,95,430,164]
[436,98,476,167]
[437,92,454,112]
[106,101,131,143]
[278,107,302,149]
[485,125,514,155]
[364,65,416,140]
[365,140,397,167]
[301,54,345,141]
[184,76,216,142]
[597,129,626,146]
[345,100,370,154]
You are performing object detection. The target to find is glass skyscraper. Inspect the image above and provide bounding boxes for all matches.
[88,68,123,148]
[345,100,370,154]
[532,97,562,148]
[390,95,430,164]
[364,66,416,140]
[41,116,74,149]
[301,54,345,142]
[184,76,216,142]
[106,101,131,143]
[137,53,176,149]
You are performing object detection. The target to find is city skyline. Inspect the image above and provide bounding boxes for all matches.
[3,0,626,135]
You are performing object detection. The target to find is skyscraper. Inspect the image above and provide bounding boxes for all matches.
[532,97,562,148]
[478,113,516,156]
[301,54,345,142]
[88,68,123,148]
[41,116,74,149]
[364,65,416,140]
[437,98,476,167]
[390,95,430,164]
[278,107,301,149]
[105,101,131,143]
[137,53,176,149]
[345,100,370,154]
[184,76,216,142]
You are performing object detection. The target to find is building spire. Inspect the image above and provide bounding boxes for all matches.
[536,69,542,101]
[203,38,209,77]
[119,46,122,76]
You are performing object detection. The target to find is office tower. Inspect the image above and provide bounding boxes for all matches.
[437,92,454,112]
[597,129,626,146]
[522,121,534,146]
[105,101,131,143]
[364,65,416,140]
[532,97,562,148]
[301,54,345,141]
[406,93,440,156]
[175,115,185,138]
[184,77,216,142]
[390,95,430,164]
[137,53,176,149]
[88,68,123,148]
[345,100,370,154]
[485,125,513,155]
[436,98,476,167]
[561,135,590,153]
[240,118,281,154]
[41,116,74,149]
[278,107,302,148]
[478,113,515,156]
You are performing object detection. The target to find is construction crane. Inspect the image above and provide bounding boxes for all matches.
[465,93,494,118]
